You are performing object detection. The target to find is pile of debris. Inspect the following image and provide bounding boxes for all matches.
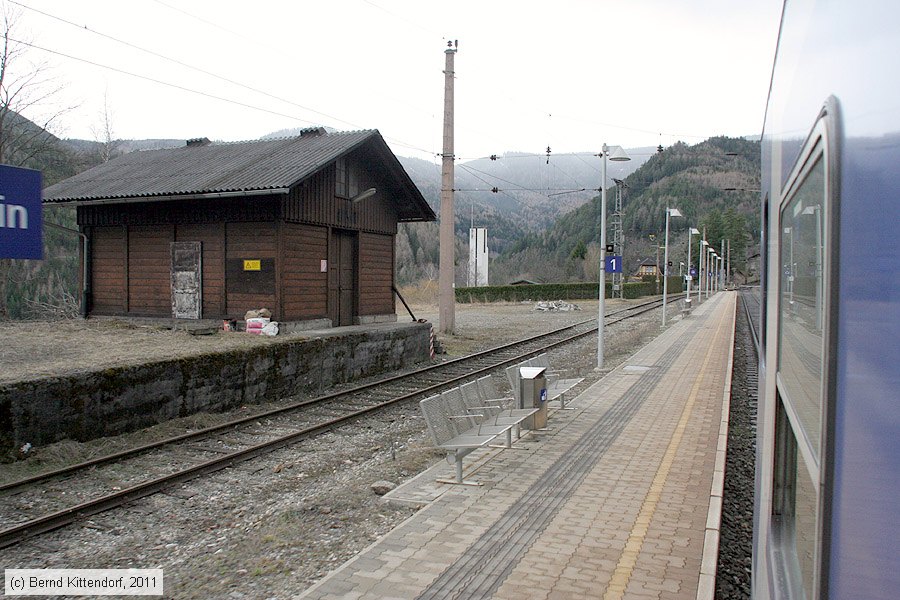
[534,300,581,312]
[245,308,279,336]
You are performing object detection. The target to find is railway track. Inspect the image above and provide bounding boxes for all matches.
[738,285,761,436]
[0,294,682,549]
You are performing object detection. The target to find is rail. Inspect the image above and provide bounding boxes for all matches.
[0,294,682,548]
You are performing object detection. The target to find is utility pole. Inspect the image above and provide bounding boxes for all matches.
[439,41,457,334]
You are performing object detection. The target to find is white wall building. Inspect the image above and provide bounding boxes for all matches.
[467,227,488,287]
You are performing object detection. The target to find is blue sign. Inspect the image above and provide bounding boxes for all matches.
[0,164,43,260]
[690,267,697,277]
[605,255,623,273]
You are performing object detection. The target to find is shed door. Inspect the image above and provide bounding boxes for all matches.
[171,241,202,319]
[329,231,357,326]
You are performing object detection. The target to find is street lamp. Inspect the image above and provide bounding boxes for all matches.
[707,247,716,298]
[784,226,795,308]
[700,239,709,303]
[802,204,823,331]
[662,207,682,327]
[686,227,700,309]
[597,143,631,369]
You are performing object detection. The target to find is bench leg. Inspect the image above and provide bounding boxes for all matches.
[489,428,516,450]
[436,450,483,486]
[556,392,574,410]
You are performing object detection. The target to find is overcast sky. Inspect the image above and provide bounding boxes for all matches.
[8,0,783,162]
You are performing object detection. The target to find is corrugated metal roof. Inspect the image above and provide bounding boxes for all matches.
[43,129,435,222]
[44,130,376,202]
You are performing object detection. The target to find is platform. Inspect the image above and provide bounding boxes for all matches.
[0,320,432,451]
[297,292,737,600]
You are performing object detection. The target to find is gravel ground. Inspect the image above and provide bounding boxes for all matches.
[0,298,675,599]
[715,298,757,599]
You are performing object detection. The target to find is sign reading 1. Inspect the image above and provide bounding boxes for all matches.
[605,255,623,273]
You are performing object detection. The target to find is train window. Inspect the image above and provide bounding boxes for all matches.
[772,398,818,599]
[770,97,839,600]
[777,154,826,460]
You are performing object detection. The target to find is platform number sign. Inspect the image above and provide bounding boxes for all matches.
[0,164,43,260]
[605,255,623,273]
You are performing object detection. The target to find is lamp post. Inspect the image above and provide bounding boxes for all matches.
[662,207,682,327]
[686,227,700,309]
[716,255,722,291]
[712,252,719,293]
[700,240,709,301]
[784,226,795,309]
[802,204,823,331]
[706,247,715,298]
[597,144,630,369]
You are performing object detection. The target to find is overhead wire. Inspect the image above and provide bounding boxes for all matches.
[14,2,713,169]
[8,3,440,157]
[8,0,359,130]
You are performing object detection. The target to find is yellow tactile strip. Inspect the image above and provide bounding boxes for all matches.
[604,297,734,600]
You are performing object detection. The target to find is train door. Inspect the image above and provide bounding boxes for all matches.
[757,99,839,600]
[328,230,357,326]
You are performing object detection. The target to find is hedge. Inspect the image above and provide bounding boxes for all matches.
[454,278,684,304]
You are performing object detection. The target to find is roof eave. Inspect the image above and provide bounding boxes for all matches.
[44,187,290,206]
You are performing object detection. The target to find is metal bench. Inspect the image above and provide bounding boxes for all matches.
[419,392,513,485]
[459,379,538,436]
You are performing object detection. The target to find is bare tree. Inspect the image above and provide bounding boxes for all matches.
[90,88,119,163]
[0,5,73,319]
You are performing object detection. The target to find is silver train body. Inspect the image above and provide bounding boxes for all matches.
[754,1,900,598]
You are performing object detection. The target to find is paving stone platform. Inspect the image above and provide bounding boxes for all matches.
[298,292,737,600]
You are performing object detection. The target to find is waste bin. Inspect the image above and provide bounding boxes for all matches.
[519,366,548,429]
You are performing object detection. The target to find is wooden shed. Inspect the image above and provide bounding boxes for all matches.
[43,129,435,326]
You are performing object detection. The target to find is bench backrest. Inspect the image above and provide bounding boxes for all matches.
[460,381,499,416]
[420,394,457,446]
[441,389,479,434]
[505,364,521,402]
[476,375,511,406]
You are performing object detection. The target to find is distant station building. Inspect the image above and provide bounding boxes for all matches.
[43,128,435,327]
[636,258,660,278]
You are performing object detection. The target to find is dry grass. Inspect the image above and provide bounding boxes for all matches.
[0,318,285,385]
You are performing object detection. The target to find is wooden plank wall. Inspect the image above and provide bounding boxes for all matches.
[282,223,328,320]
[283,158,398,235]
[225,221,277,317]
[89,226,126,314]
[127,225,174,316]
[358,232,394,316]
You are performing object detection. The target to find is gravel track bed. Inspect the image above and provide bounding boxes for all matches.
[715,297,757,599]
[1,299,667,599]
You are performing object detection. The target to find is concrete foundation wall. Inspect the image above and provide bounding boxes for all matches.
[0,322,432,451]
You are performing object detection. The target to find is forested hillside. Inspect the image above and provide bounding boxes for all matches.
[393,150,649,285]
[1,111,758,318]
[490,137,761,284]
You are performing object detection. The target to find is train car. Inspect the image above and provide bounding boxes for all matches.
[754,1,900,599]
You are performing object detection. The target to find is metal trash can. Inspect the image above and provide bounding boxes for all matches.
[519,366,548,429]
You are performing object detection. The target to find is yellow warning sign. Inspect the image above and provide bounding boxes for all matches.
[243,259,261,271]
